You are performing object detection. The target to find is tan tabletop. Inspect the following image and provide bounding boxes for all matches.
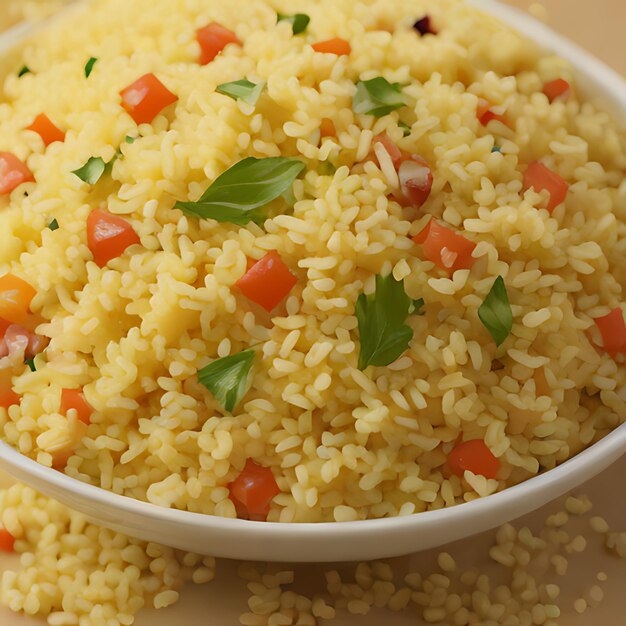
[1,1,625,625]
[506,0,625,74]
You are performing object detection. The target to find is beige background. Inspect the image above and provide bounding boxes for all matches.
[1,1,625,624]
[506,0,625,74]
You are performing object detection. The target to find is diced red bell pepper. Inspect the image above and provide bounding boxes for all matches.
[371,135,433,209]
[448,439,500,479]
[479,110,509,127]
[197,22,241,65]
[398,154,433,209]
[413,220,476,272]
[236,250,297,312]
[477,99,510,128]
[523,161,569,212]
[0,528,15,552]
[0,152,34,196]
[229,459,280,520]
[61,388,93,425]
[372,132,403,169]
[594,308,626,358]
[543,78,571,103]
[87,209,140,268]
[26,113,65,146]
[311,38,352,56]
[120,73,178,125]
[0,323,44,360]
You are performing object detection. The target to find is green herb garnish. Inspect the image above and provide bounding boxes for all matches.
[72,157,107,184]
[353,77,407,118]
[478,276,513,347]
[276,13,310,34]
[198,350,256,413]
[124,135,136,144]
[412,297,425,316]
[216,79,266,106]
[84,57,98,78]
[18,66,30,77]
[25,357,36,372]
[48,218,59,231]
[399,121,411,137]
[175,157,305,225]
[356,274,418,370]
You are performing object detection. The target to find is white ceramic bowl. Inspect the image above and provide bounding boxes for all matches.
[0,0,624,563]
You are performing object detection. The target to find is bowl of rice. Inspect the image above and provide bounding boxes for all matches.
[0,0,624,562]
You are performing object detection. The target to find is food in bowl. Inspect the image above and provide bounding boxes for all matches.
[0,0,624,524]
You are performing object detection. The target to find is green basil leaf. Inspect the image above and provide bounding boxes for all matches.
[356,274,417,369]
[399,121,411,137]
[198,349,256,413]
[478,276,513,347]
[176,203,265,225]
[216,79,266,106]
[25,357,36,372]
[175,156,305,225]
[72,157,107,184]
[124,135,136,144]
[48,218,59,231]
[277,13,310,34]
[85,57,98,78]
[353,77,407,118]
[18,65,30,77]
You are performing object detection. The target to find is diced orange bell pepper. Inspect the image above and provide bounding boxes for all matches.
[594,307,626,358]
[0,528,15,552]
[413,220,476,272]
[26,113,65,146]
[0,274,36,328]
[61,388,93,425]
[448,439,500,479]
[0,374,19,411]
[320,118,337,138]
[311,37,352,56]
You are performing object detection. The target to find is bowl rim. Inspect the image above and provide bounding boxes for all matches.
[1,426,625,539]
[0,0,625,555]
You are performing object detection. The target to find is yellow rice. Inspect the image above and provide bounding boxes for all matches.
[0,0,624,525]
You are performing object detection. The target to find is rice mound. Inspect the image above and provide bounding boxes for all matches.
[0,0,65,32]
[0,0,625,523]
